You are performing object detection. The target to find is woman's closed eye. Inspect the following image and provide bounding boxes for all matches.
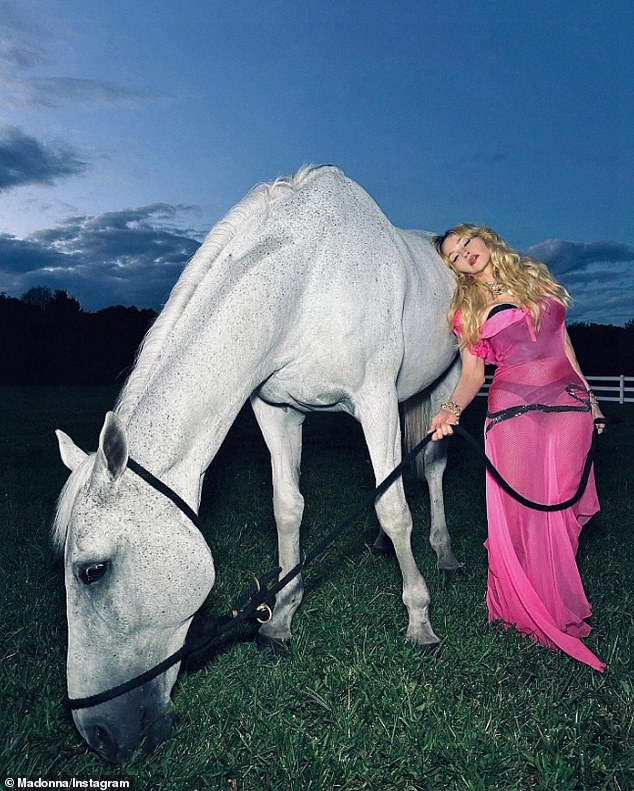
[450,238,471,264]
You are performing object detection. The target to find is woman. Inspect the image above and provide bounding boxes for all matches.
[430,223,606,672]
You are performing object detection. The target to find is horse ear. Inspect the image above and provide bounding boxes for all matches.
[55,430,87,471]
[93,411,129,484]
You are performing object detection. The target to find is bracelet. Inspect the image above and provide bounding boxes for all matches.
[440,400,463,418]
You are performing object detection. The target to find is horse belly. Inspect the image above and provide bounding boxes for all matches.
[256,363,360,413]
[396,339,457,402]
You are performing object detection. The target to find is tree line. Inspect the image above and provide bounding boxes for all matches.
[0,288,156,386]
[0,287,632,386]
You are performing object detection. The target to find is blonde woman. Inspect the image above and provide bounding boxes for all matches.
[429,224,606,671]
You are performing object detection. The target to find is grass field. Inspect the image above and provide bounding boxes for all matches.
[0,386,632,790]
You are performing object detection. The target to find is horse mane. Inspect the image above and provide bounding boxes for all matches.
[115,164,332,423]
[53,165,335,552]
[53,455,96,552]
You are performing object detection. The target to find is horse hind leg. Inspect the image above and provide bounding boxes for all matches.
[422,438,462,573]
[359,388,439,649]
[250,395,305,654]
[402,362,463,574]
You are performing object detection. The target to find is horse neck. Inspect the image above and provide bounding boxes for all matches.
[117,292,282,508]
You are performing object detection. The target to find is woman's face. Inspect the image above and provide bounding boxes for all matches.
[441,234,493,280]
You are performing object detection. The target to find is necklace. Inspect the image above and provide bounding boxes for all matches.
[483,281,506,297]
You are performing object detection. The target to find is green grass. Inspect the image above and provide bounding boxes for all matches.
[0,387,632,790]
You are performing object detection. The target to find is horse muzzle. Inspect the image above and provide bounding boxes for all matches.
[73,687,173,763]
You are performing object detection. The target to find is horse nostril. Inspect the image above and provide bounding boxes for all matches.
[142,714,173,754]
[94,726,107,750]
[91,724,116,758]
[89,724,133,764]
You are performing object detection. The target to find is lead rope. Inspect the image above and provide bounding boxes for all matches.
[63,420,603,712]
[452,423,600,512]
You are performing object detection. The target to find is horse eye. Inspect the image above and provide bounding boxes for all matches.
[79,562,109,585]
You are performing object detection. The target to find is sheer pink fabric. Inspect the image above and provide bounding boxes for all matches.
[456,299,605,671]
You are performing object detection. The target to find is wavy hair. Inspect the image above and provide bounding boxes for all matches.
[433,224,570,348]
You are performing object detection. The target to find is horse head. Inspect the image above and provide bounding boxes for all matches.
[55,412,215,763]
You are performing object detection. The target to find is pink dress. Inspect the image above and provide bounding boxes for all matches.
[455,298,605,672]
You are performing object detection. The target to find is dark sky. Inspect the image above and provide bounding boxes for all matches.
[1,0,632,324]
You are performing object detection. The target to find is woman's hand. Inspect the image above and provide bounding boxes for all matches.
[591,402,606,435]
[426,347,482,442]
[429,409,460,441]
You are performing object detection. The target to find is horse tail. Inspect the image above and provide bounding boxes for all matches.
[401,356,462,479]
[401,390,432,479]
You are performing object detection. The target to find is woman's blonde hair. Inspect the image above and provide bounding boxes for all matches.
[433,223,570,348]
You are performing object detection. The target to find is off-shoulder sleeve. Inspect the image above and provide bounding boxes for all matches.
[452,310,491,360]
[468,338,491,359]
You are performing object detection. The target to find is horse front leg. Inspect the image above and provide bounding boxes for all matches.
[250,395,305,652]
[359,389,440,650]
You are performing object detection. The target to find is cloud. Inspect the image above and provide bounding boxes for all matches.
[1,210,632,326]
[0,36,41,72]
[0,233,67,274]
[562,283,634,327]
[525,239,634,275]
[0,204,202,310]
[525,239,634,325]
[0,126,87,191]
[0,9,165,109]
[26,77,161,108]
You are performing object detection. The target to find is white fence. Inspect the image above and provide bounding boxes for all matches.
[477,374,634,404]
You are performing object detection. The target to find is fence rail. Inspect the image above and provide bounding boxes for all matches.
[477,374,634,404]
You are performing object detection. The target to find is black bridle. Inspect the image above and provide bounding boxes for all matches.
[63,419,602,712]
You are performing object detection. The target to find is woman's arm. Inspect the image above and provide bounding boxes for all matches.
[429,347,485,441]
[563,328,606,432]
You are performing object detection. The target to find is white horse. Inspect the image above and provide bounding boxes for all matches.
[54,165,460,763]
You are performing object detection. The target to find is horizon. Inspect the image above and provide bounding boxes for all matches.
[10,282,632,331]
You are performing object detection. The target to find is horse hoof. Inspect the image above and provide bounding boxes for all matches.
[417,640,442,657]
[255,632,290,657]
[371,539,395,558]
[438,565,464,577]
